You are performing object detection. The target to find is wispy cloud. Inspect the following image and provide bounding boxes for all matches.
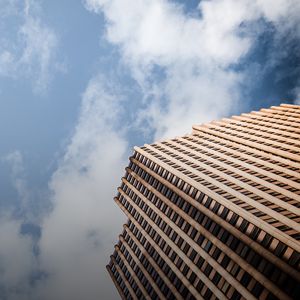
[0,216,35,300]
[2,150,48,222]
[0,151,38,300]
[295,88,300,105]
[0,0,63,94]
[3,151,30,215]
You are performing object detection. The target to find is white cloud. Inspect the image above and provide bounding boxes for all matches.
[2,150,47,223]
[85,0,300,139]
[0,0,62,94]
[294,87,300,105]
[35,76,127,300]
[0,215,35,300]
[256,0,299,28]
[0,151,41,300]
[3,151,30,213]
[86,0,255,71]
[18,17,59,93]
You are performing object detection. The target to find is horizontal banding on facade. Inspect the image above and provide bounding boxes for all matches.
[108,104,300,300]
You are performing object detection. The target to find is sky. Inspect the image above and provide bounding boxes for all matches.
[0,0,299,299]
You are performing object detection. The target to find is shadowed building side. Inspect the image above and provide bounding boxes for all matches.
[107,104,300,300]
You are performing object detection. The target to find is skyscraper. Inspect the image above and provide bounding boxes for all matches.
[107,104,300,300]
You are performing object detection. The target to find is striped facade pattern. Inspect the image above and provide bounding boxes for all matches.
[107,104,300,300]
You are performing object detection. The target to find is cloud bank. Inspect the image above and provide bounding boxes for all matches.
[1,75,128,299]
[0,151,38,300]
[0,216,34,300]
[86,0,300,139]
[35,76,127,300]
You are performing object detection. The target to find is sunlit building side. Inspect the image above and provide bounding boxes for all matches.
[107,104,300,300]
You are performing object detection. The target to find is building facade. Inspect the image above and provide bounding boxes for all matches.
[107,104,300,300]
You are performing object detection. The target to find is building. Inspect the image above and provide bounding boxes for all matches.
[107,104,300,300]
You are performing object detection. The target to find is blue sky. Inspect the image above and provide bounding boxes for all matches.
[0,0,299,299]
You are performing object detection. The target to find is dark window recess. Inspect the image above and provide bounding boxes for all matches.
[189,271,197,284]
[204,240,213,253]
[196,280,204,292]
[203,288,213,299]
[289,251,300,267]
[203,264,213,277]
[240,272,251,287]
[261,233,273,248]
[190,228,198,240]
[182,265,189,276]
[197,193,205,203]
[220,207,229,219]
[220,230,230,243]
[196,257,205,268]
[274,242,287,258]
[231,290,241,300]
[250,227,260,240]
[204,197,212,208]
[251,282,264,298]
[212,272,221,285]
[189,207,198,218]
[196,235,205,246]
[189,249,197,261]
[262,262,275,277]
[212,248,221,260]
[221,255,230,268]
[229,213,239,225]
[181,286,189,298]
